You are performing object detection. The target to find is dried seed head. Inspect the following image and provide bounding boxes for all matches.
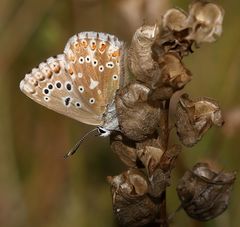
[128,24,161,86]
[136,146,164,176]
[187,1,224,44]
[175,94,224,147]
[159,144,182,172]
[149,53,192,101]
[108,169,159,227]
[162,8,188,31]
[177,162,236,221]
[110,132,138,167]
[116,83,161,141]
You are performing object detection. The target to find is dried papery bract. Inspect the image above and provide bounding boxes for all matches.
[149,53,192,100]
[128,24,161,87]
[187,1,224,44]
[110,132,138,168]
[177,163,236,221]
[175,94,224,147]
[108,169,160,227]
[137,146,164,176]
[162,8,188,32]
[115,83,161,141]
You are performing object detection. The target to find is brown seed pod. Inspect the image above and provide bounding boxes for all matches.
[128,24,161,87]
[162,8,188,31]
[108,169,159,227]
[136,146,164,176]
[175,94,224,147]
[187,1,224,44]
[110,132,138,168]
[149,53,192,101]
[177,162,236,221]
[115,82,161,141]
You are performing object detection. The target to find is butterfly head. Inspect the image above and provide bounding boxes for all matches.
[97,126,111,137]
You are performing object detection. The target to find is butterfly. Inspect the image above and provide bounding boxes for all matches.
[20,31,125,157]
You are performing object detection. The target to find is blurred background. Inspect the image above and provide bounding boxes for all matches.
[0,0,239,226]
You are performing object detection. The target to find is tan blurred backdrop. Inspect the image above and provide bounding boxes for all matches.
[0,0,239,227]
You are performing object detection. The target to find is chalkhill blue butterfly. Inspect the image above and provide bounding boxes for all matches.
[20,32,124,157]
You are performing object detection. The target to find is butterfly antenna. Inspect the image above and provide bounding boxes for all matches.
[64,128,99,159]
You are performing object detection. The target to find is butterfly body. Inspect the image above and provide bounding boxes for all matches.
[20,32,125,135]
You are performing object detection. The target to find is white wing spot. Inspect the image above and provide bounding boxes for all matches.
[106,61,115,69]
[89,98,95,104]
[44,96,50,102]
[79,57,85,64]
[92,59,98,67]
[55,81,63,89]
[85,55,91,63]
[89,78,99,90]
[78,86,84,93]
[78,72,83,78]
[99,65,104,72]
[63,96,72,107]
[47,83,54,90]
[112,74,118,80]
[75,102,81,108]
[97,90,102,95]
[65,82,73,92]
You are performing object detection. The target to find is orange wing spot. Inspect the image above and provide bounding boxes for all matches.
[91,43,97,50]
[68,54,76,63]
[53,65,61,74]
[111,51,120,58]
[73,41,80,51]
[46,70,53,79]
[68,67,74,75]
[99,43,107,53]
[80,40,88,48]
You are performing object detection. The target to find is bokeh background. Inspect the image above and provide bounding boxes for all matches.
[0,0,239,226]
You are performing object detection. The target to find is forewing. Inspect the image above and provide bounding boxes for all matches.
[20,32,124,126]
[20,54,102,125]
[64,32,123,117]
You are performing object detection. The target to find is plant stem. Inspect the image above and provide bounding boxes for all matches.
[159,100,170,227]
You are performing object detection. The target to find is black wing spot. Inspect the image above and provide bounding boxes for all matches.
[64,97,71,106]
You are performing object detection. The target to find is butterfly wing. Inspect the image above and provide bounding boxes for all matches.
[20,32,124,126]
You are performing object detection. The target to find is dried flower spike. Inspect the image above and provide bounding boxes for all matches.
[177,162,236,221]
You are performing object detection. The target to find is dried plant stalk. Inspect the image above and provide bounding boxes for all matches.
[107,1,234,227]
